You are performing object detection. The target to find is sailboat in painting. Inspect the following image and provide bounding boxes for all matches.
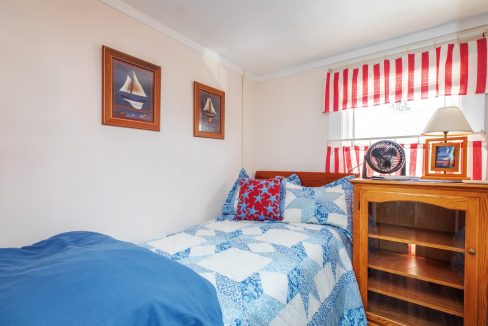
[119,71,147,110]
[203,98,217,122]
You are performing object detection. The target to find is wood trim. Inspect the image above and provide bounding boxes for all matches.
[102,46,161,131]
[254,171,354,187]
[353,186,366,306]
[362,189,476,211]
[463,199,479,325]
[477,193,488,325]
[359,191,370,306]
[351,178,488,191]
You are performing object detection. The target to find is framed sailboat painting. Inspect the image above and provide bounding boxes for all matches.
[193,82,225,139]
[102,46,161,131]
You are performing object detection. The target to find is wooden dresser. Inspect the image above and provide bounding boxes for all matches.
[351,179,488,325]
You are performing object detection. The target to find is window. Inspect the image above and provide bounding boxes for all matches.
[327,94,486,143]
[325,94,487,179]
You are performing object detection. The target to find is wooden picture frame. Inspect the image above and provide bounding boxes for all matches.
[423,137,468,180]
[430,142,461,172]
[193,82,225,139]
[102,46,161,131]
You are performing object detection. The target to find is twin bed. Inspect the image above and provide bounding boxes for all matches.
[0,171,366,325]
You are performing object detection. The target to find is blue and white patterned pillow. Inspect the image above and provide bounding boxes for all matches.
[222,170,302,216]
[222,169,250,215]
[282,176,354,237]
[286,173,301,185]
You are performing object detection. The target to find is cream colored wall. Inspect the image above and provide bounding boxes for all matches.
[243,73,488,181]
[243,68,328,176]
[0,0,243,247]
[242,77,257,173]
[5,1,482,248]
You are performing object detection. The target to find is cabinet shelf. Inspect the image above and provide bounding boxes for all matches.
[369,223,464,253]
[369,250,464,290]
[368,293,462,326]
[368,272,463,317]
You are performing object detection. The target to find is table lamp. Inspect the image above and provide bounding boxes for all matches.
[421,106,473,140]
[421,106,473,180]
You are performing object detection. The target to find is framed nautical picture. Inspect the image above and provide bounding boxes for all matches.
[102,46,161,131]
[193,82,225,139]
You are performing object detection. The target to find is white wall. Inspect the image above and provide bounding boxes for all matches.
[0,0,243,247]
[243,67,328,176]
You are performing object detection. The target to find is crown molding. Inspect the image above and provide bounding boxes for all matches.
[251,13,488,82]
[100,0,244,75]
[99,0,488,83]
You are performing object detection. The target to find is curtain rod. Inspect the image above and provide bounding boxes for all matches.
[327,131,486,143]
[327,25,488,72]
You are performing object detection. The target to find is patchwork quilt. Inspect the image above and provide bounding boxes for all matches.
[144,217,366,326]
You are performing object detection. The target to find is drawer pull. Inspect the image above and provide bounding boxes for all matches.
[468,248,476,255]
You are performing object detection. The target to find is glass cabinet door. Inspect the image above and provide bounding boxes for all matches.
[366,201,466,325]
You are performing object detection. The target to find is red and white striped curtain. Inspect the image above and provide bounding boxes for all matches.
[323,37,488,112]
[325,141,488,180]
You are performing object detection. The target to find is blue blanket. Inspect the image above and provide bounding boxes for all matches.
[0,231,223,326]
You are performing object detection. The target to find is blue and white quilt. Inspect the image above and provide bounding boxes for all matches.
[144,216,366,326]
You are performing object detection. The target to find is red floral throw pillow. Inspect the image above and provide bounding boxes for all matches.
[235,177,283,221]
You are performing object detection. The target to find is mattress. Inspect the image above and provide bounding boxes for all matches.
[144,216,366,325]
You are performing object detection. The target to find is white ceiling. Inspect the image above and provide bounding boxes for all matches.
[116,0,488,79]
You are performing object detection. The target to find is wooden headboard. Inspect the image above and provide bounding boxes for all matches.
[254,171,354,187]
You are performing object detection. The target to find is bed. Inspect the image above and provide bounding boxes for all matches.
[0,231,223,326]
[144,171,366,325]
[0,171,366,326]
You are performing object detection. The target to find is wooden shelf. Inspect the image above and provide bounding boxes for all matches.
[369,223,465,253]
[368,272,464,317]
[352,180,488,325]
[368,294,462,326]
[368,250,464,290]
[368,307,439,326]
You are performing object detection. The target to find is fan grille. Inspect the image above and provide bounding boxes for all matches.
[365,140,406,174]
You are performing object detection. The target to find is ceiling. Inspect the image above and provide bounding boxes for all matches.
[118,0,488,78]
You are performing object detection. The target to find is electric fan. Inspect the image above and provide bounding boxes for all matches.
[362,140,406,178]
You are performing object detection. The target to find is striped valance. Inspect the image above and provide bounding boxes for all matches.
[323,37,488,112]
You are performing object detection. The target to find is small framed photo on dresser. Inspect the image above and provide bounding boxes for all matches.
[423,137,468,180]
[102,46,161,131]
[193,81,225,139]
[431,142,460,172]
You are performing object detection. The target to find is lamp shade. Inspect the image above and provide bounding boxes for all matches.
[421,106,473,136]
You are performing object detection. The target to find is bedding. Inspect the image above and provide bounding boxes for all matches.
[223,169,251,215]
[0,231,222,326]
[236,177,282,221]
[145,216,366,326]
[282,176,354,238]
[222,169,302,217]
